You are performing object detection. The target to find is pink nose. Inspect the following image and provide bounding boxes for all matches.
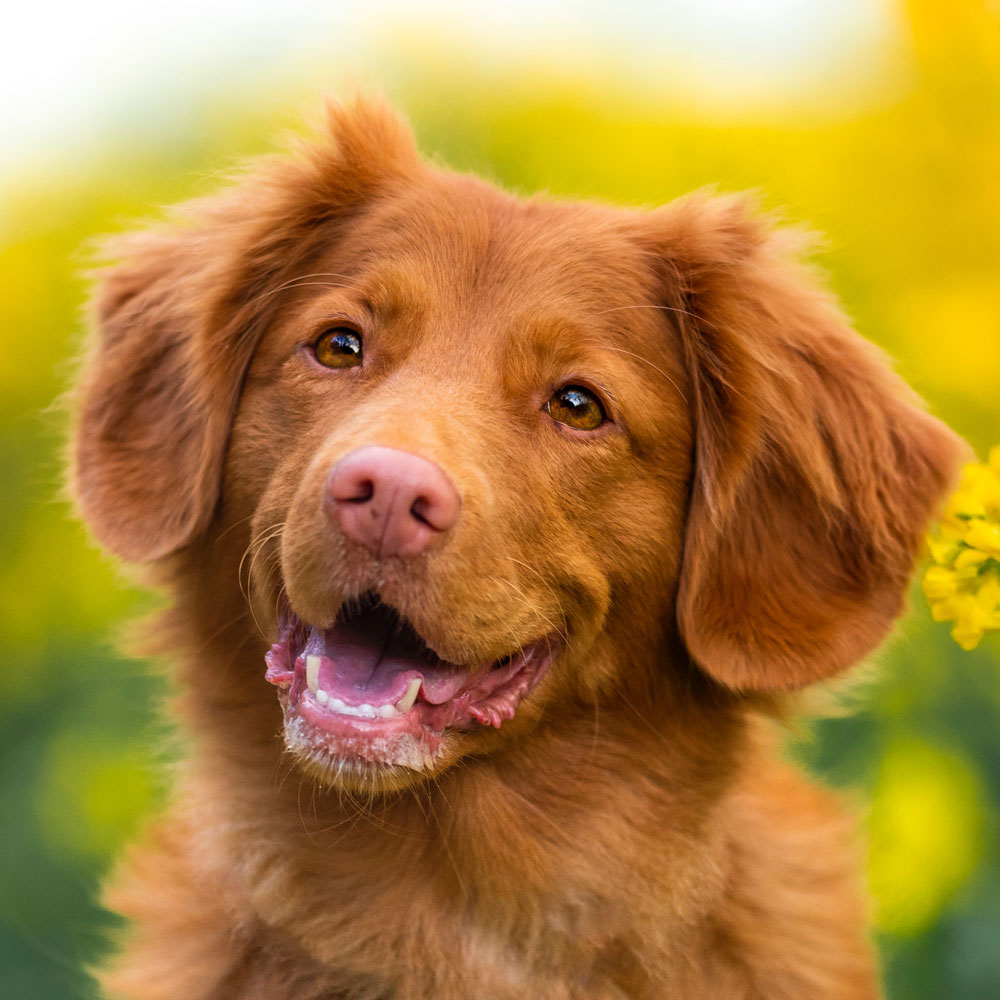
[326,446,461,558]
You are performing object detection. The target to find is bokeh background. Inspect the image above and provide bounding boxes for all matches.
[2,1,998,997]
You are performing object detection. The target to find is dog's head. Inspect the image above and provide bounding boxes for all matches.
[72,100,962,792]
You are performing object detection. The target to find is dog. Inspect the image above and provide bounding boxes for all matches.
[72,98,961,999]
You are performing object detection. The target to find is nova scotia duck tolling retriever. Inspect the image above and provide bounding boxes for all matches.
[71,99,962,999]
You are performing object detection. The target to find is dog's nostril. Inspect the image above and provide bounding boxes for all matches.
[329,470,375,505]
[344,478,374,504]
[410,496,434,528]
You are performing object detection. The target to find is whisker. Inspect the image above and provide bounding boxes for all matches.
[187,609,256,657]
[238,522,286,640]
[600,345,688,403]
[251,273,357,305]
[595,302,700,321]
[608,679,665,742]
[495,576,566,649]
[213,511,260,545]
[258,271,356,297]
[425,785,469,902]
[200,631,256,700]
[489,779,571,845]
[239,523,285,586]
[296,774,316,843]
[257,280,354,300]
[501,558,570,643]
[237,522,285,601]
[274,583,289,631]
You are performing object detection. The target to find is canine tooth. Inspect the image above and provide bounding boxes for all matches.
[305,655,320,693]
[394,678,421,714]
[315,688,329,706]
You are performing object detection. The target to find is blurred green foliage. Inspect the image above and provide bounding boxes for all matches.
[1,1,998,997]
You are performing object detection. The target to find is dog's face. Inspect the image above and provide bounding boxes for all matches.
[72,101,960,794]
[227,176,693,787]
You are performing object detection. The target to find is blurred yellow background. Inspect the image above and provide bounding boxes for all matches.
[1,1,998,997]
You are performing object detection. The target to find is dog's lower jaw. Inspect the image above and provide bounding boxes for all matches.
[282,712,445,794]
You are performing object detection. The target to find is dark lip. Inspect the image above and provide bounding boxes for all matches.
[264,593,560,768]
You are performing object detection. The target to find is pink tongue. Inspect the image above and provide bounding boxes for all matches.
[303,603,472,705]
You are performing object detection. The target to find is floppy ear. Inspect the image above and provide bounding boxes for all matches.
[73,228,233,563]
[641,195,964,692]
[72,99,420,562]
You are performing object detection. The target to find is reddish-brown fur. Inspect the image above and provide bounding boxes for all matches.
[72,99,962,999]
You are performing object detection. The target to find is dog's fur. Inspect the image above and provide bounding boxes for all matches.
[72,100,962,999]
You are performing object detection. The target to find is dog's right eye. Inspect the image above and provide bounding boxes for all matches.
[545,385,607,431]
[313,328,363,369]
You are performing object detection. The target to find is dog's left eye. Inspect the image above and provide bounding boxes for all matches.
[313,328,363,369]
[545,385,607,431]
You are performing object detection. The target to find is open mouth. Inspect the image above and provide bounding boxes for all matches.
[264,594,557,773]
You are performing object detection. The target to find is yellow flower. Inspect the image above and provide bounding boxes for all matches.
[922,566,960,601]
[949,594,990,651]
[946,491,987,523]
[923,448,1000,651]
[962,466,1000,516]
[952,627,984,652]
[929,596,958,622]
[954,547,990,570]
[965,520,1000,559]
[927,528,962,566]
[973,574,1000,627]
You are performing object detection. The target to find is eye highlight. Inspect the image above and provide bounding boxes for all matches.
[545,385,607,431]
[313,328,363,369]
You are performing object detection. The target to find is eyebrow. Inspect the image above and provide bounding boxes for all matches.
[361,268,431,324]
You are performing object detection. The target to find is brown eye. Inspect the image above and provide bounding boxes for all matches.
[314,328,362,369]
[545,385,607,431]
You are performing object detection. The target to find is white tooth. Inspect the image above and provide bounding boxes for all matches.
[330,696,346,712]
[394,678,421,714]
[305,655,320,694]
[358,703,377,718]
[378,704,400,719]
[315,688,329,706]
